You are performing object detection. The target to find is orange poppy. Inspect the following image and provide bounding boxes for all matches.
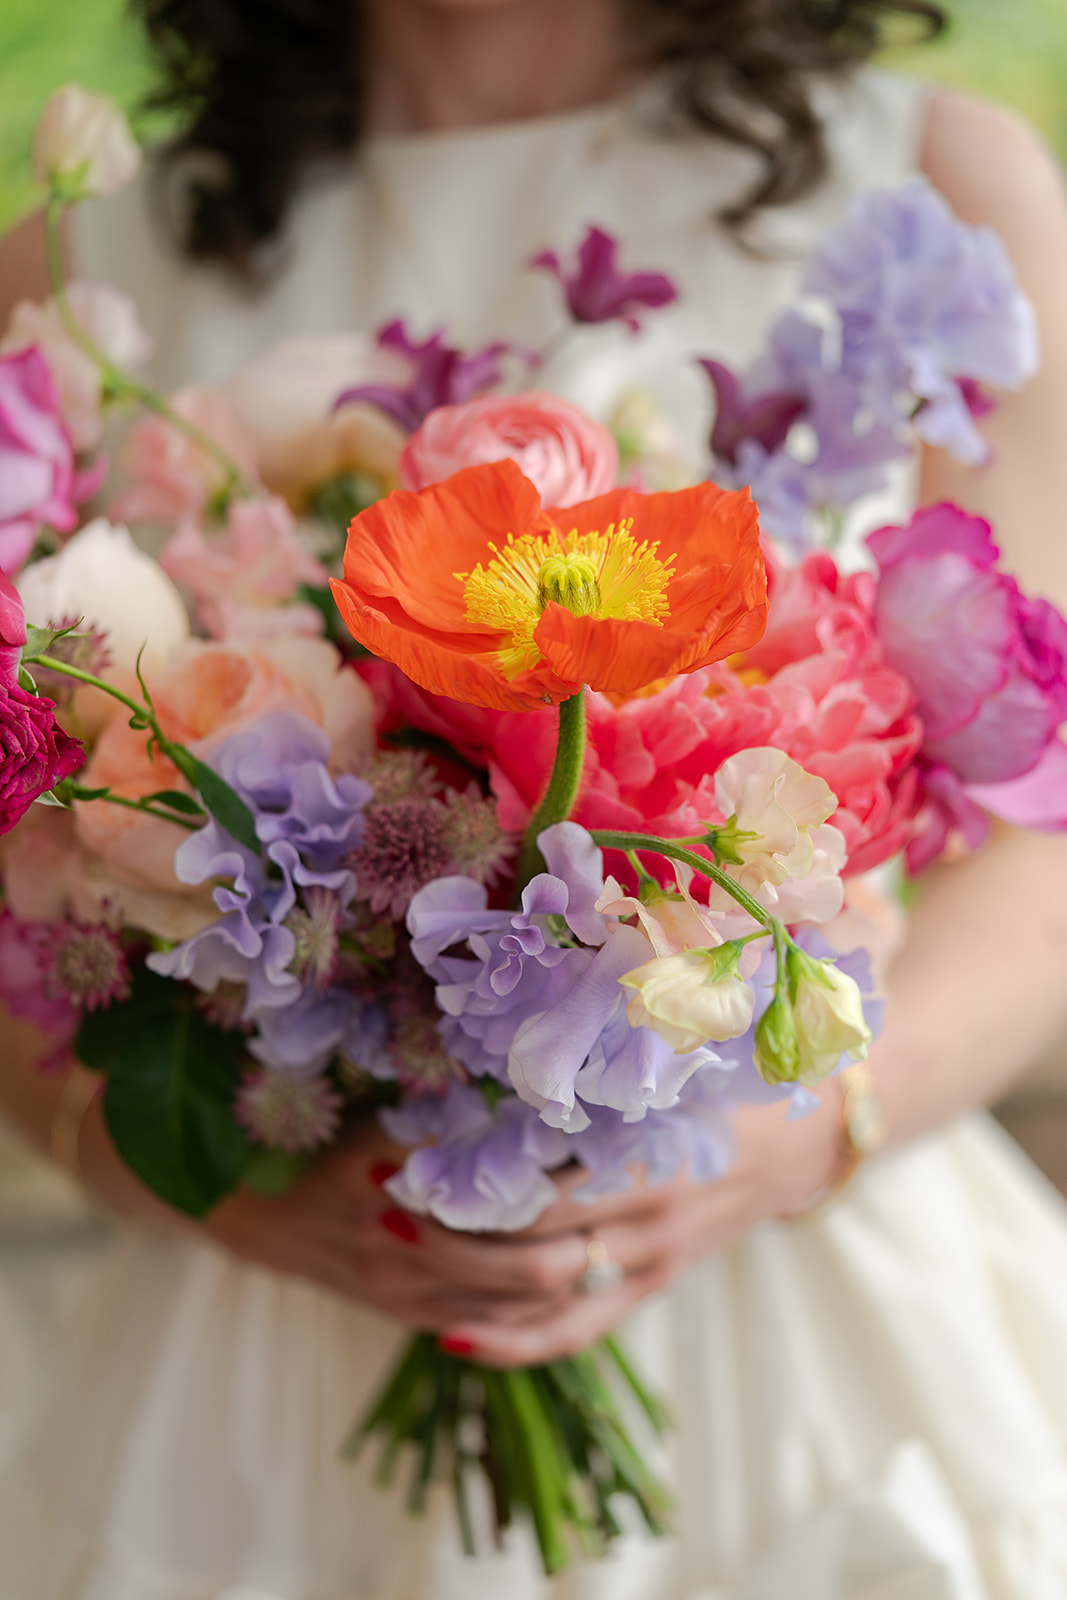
[330,458,767,712]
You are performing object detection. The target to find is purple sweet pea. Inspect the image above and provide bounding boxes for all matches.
[571,1084,734,1199]
[870,504,1067,786]
[531,225,678,333]
[698,358,806,469]
[0,347,80,574]
[382,1083,571,1232]
[334,319,510,433]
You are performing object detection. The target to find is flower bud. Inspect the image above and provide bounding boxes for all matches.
[787,947,871,1085]
[621,942,755,1054]
[32,85,141,200]
[753,990,800,1085]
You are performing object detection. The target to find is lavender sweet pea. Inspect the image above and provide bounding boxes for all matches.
[335,319,510,433]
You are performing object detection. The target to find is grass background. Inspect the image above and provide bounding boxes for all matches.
[0,0,1065,231]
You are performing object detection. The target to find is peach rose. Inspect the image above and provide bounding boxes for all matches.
[398,391,619,508]
[111,387,260,526]
[74,636,375,892]
[219,336,407,508]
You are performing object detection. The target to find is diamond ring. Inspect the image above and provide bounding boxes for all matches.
[577,1238,624,1296]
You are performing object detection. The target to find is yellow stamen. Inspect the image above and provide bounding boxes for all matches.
[458,521,675,678]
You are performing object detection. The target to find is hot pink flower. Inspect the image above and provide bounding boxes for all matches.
[0,681,85,837]
[0,571,26,689]
[399,391,618,509]
[0,906,78,1059]
[159,494,327,639]
[111,387,260,526]
[870,503,1067,786]
[0,347,80,573]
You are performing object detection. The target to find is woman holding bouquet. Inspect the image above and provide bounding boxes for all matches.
[3,0,1067,1594]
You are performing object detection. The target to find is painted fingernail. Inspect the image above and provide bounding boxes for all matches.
[369,1160,400,1189]
[379,1207,420,1245]
[438,1336,476,1356]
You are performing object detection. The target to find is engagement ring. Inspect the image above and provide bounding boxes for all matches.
[577,1238,624,1296]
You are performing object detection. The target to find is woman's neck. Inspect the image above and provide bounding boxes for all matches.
[361,0,633,135]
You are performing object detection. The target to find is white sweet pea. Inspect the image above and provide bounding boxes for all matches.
[789,949,871,1085]
[713,748,837,889]
[32,85,141,199]
[621,944,755,1055]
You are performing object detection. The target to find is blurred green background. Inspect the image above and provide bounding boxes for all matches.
[0,0,1065,230]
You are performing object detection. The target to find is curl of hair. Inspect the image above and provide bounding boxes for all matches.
[130,0,945,273]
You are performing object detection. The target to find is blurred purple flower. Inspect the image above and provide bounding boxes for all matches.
[382,1083,570,1232]
[335,319,509,433]
[571,1085,734,1199]
[531,225,678,333]
[236,1065,342,1152]
[698,358,805,468]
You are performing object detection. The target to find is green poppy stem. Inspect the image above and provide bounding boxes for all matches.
[516,688,587,890]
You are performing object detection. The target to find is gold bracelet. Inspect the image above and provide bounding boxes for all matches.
[50,1062,100,1181]
[791,1062,887,1221]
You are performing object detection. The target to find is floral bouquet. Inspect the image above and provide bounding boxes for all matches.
[2,86,1066,1573]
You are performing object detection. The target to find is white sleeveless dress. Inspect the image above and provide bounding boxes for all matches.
[6,68,1067,1600]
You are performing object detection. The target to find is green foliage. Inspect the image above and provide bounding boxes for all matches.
[77,967,249,1216]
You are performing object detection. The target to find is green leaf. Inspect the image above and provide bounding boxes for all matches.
[144,789,205,817]
[58,781,112,802]
[78,970,248,1216]
[168,747,261,855]
[21,620,81,663]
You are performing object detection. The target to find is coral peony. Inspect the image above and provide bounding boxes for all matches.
[333,459,766,712]
[399,391,618,509]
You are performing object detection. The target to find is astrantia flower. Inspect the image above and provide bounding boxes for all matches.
[30,617,112,708]
[331,458,766,711]
[352,797,454,919]
[39,918,130,1011]
[235,1066,343,1152]
[441,789,513,886]
[285,886,343,993]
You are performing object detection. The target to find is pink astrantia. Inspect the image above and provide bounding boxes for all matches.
[870,503,1067,786]
[531,225,678,333]
[0,347,81,573]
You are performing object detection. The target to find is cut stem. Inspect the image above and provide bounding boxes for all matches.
[516,688,586,889]
[589,828,777,932]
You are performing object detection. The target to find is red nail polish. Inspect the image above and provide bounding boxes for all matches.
[379,1207,420,1244]
[439,1336,476,1356]
[369,1160,400,1189]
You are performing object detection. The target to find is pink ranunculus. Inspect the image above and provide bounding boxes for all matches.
[160,494,327,639]
[0,347,80,573]
[1,282,152,452]
[0,571,26,689]
[398,391,619,508]
[0,681,84,837]
[111,387,260,527]
[870,503,1067,786]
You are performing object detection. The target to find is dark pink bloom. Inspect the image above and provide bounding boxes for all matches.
[531,226,678,333]
[0,906,79,1062]
[870,503,1067,785]
[334,319,510,433]
[0,682,85,836]
[697,359,806,468]
[0,347,80,574]
[0,571,26,689]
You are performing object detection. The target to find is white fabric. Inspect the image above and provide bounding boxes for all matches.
[6,67,1067,1599]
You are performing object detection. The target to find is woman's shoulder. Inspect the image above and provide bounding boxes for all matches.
[920,85,1067,236]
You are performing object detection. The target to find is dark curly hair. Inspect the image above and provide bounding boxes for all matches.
[130,0,946,273]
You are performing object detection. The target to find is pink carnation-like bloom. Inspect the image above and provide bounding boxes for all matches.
[399,391,619,509]
[159,494,328,639]
[0,347,82,574]
[363,548,921,886]
[0,681,85,837]
[111,387,260,526]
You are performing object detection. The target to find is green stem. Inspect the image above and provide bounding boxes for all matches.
[79,791,201,831]
[36,652,149,727]
[43,196,254,500]
[516,689,586,889]
[589,828,777,933]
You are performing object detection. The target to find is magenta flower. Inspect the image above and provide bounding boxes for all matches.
[0,347,81,574]
[0,682,85,836]
[870,503,1067,787]
[334,319,510,433]
[0,572,26,690]
[531,226,678,333]
[697,358,806,469]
